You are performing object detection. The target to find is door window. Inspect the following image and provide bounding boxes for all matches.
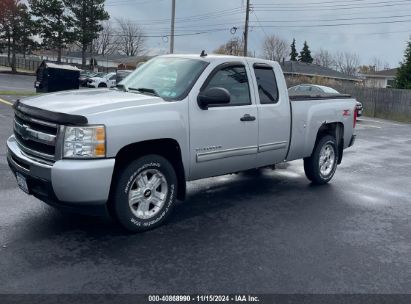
[203,65,251,106]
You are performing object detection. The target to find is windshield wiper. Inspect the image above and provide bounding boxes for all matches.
[128,87,159,97]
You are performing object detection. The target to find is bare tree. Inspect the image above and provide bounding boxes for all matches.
[334,51,360,76]
[314,48,335,69]
[370,57,390,71]
[214,37,245,56]
[116,18,145,56]
[262,35,289,62]
[93,21,118,56]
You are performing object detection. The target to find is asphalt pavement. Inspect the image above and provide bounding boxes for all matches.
[0,73,36,93]
[0,97,410,294]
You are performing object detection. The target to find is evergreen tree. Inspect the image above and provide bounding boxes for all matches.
[298,41,313,63]
[29,0,75,63]
[16,4,37,58]
[64,0,109,68]
[290,38,298,61]
[395,39,411,89]
[0,0,15,65]
[0,0,35,72]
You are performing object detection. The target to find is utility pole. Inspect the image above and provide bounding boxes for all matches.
[243,0,250,57]
[170,0,176,54]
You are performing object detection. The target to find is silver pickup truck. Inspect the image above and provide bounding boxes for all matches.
[7,54,357,232]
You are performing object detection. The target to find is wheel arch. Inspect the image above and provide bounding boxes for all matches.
[313,122,344,164]
[109,138,186,202]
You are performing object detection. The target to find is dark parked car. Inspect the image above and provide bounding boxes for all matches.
[35,61,80,93]
[288,84,363,117]
[79,71,98,87]
[116,70,134,84]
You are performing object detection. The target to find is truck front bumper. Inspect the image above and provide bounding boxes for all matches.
[7,135,115,215]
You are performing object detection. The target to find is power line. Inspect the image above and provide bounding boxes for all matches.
[121,11,244,26]
[249,19,411,28]
[118,13,411,33]
[252,11,269,40]
[108,28,230,38]
[256,0,388,5]
[105,0,167,6]
[110,7,244,24]
[250,13,411,24]
[254,0,411,8]
[253,1,411,11]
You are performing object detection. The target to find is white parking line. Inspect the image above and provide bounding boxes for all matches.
[359,118,404,126]
[0,98,12,106]
[356,125,382,130]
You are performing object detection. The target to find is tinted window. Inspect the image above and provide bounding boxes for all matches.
[254,67,279,104]
[204,65,251,106]
[297,86,310,92]
[310,86,322,93]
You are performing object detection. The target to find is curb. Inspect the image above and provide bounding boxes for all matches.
[0,70,35,76]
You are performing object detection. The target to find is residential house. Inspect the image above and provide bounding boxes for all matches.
[360,68,397,88]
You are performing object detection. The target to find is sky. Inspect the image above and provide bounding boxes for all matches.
[105,0,411,68]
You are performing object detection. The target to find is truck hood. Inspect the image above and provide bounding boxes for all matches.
[20,89,166,117]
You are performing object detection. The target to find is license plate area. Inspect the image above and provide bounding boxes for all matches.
[16,172,30,194]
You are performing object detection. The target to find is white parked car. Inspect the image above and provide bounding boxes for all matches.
[88,72,117,88]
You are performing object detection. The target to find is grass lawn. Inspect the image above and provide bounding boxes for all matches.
[0,90,38,96]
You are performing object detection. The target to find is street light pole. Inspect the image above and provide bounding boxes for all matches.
[170,0,176,54]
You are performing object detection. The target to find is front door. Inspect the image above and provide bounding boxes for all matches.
[189,63,258,180]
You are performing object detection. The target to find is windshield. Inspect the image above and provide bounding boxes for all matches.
[104,73,114,80]
[120,57,209,101]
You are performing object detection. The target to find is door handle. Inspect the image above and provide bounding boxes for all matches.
[240,114,256,122]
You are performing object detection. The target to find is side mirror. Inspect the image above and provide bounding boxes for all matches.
[197,87,231,110]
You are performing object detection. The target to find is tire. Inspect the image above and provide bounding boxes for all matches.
[111,155,178,232]
[98,83,107,88]
[304,135,338,185]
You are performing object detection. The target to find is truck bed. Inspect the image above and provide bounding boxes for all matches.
[286,95,357,161]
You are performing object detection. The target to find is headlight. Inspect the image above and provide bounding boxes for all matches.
[63,126,106,158]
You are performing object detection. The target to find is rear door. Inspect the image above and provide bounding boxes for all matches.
[188,61,258,180]
[249,61,291,167]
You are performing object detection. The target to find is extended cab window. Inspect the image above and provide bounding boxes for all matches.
[204,65,251,106]
[254,66,279,104]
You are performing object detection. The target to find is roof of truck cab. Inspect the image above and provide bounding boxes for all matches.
[159,54,268,62]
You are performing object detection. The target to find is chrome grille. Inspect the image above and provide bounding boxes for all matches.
[13,110,58,164]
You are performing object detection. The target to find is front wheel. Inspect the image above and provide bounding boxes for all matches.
[304,135,338,185]
[111,155,178,232]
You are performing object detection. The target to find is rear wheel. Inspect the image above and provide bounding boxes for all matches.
[111,155,178,232]
[304,135,338,185]
[98,83,107,88]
